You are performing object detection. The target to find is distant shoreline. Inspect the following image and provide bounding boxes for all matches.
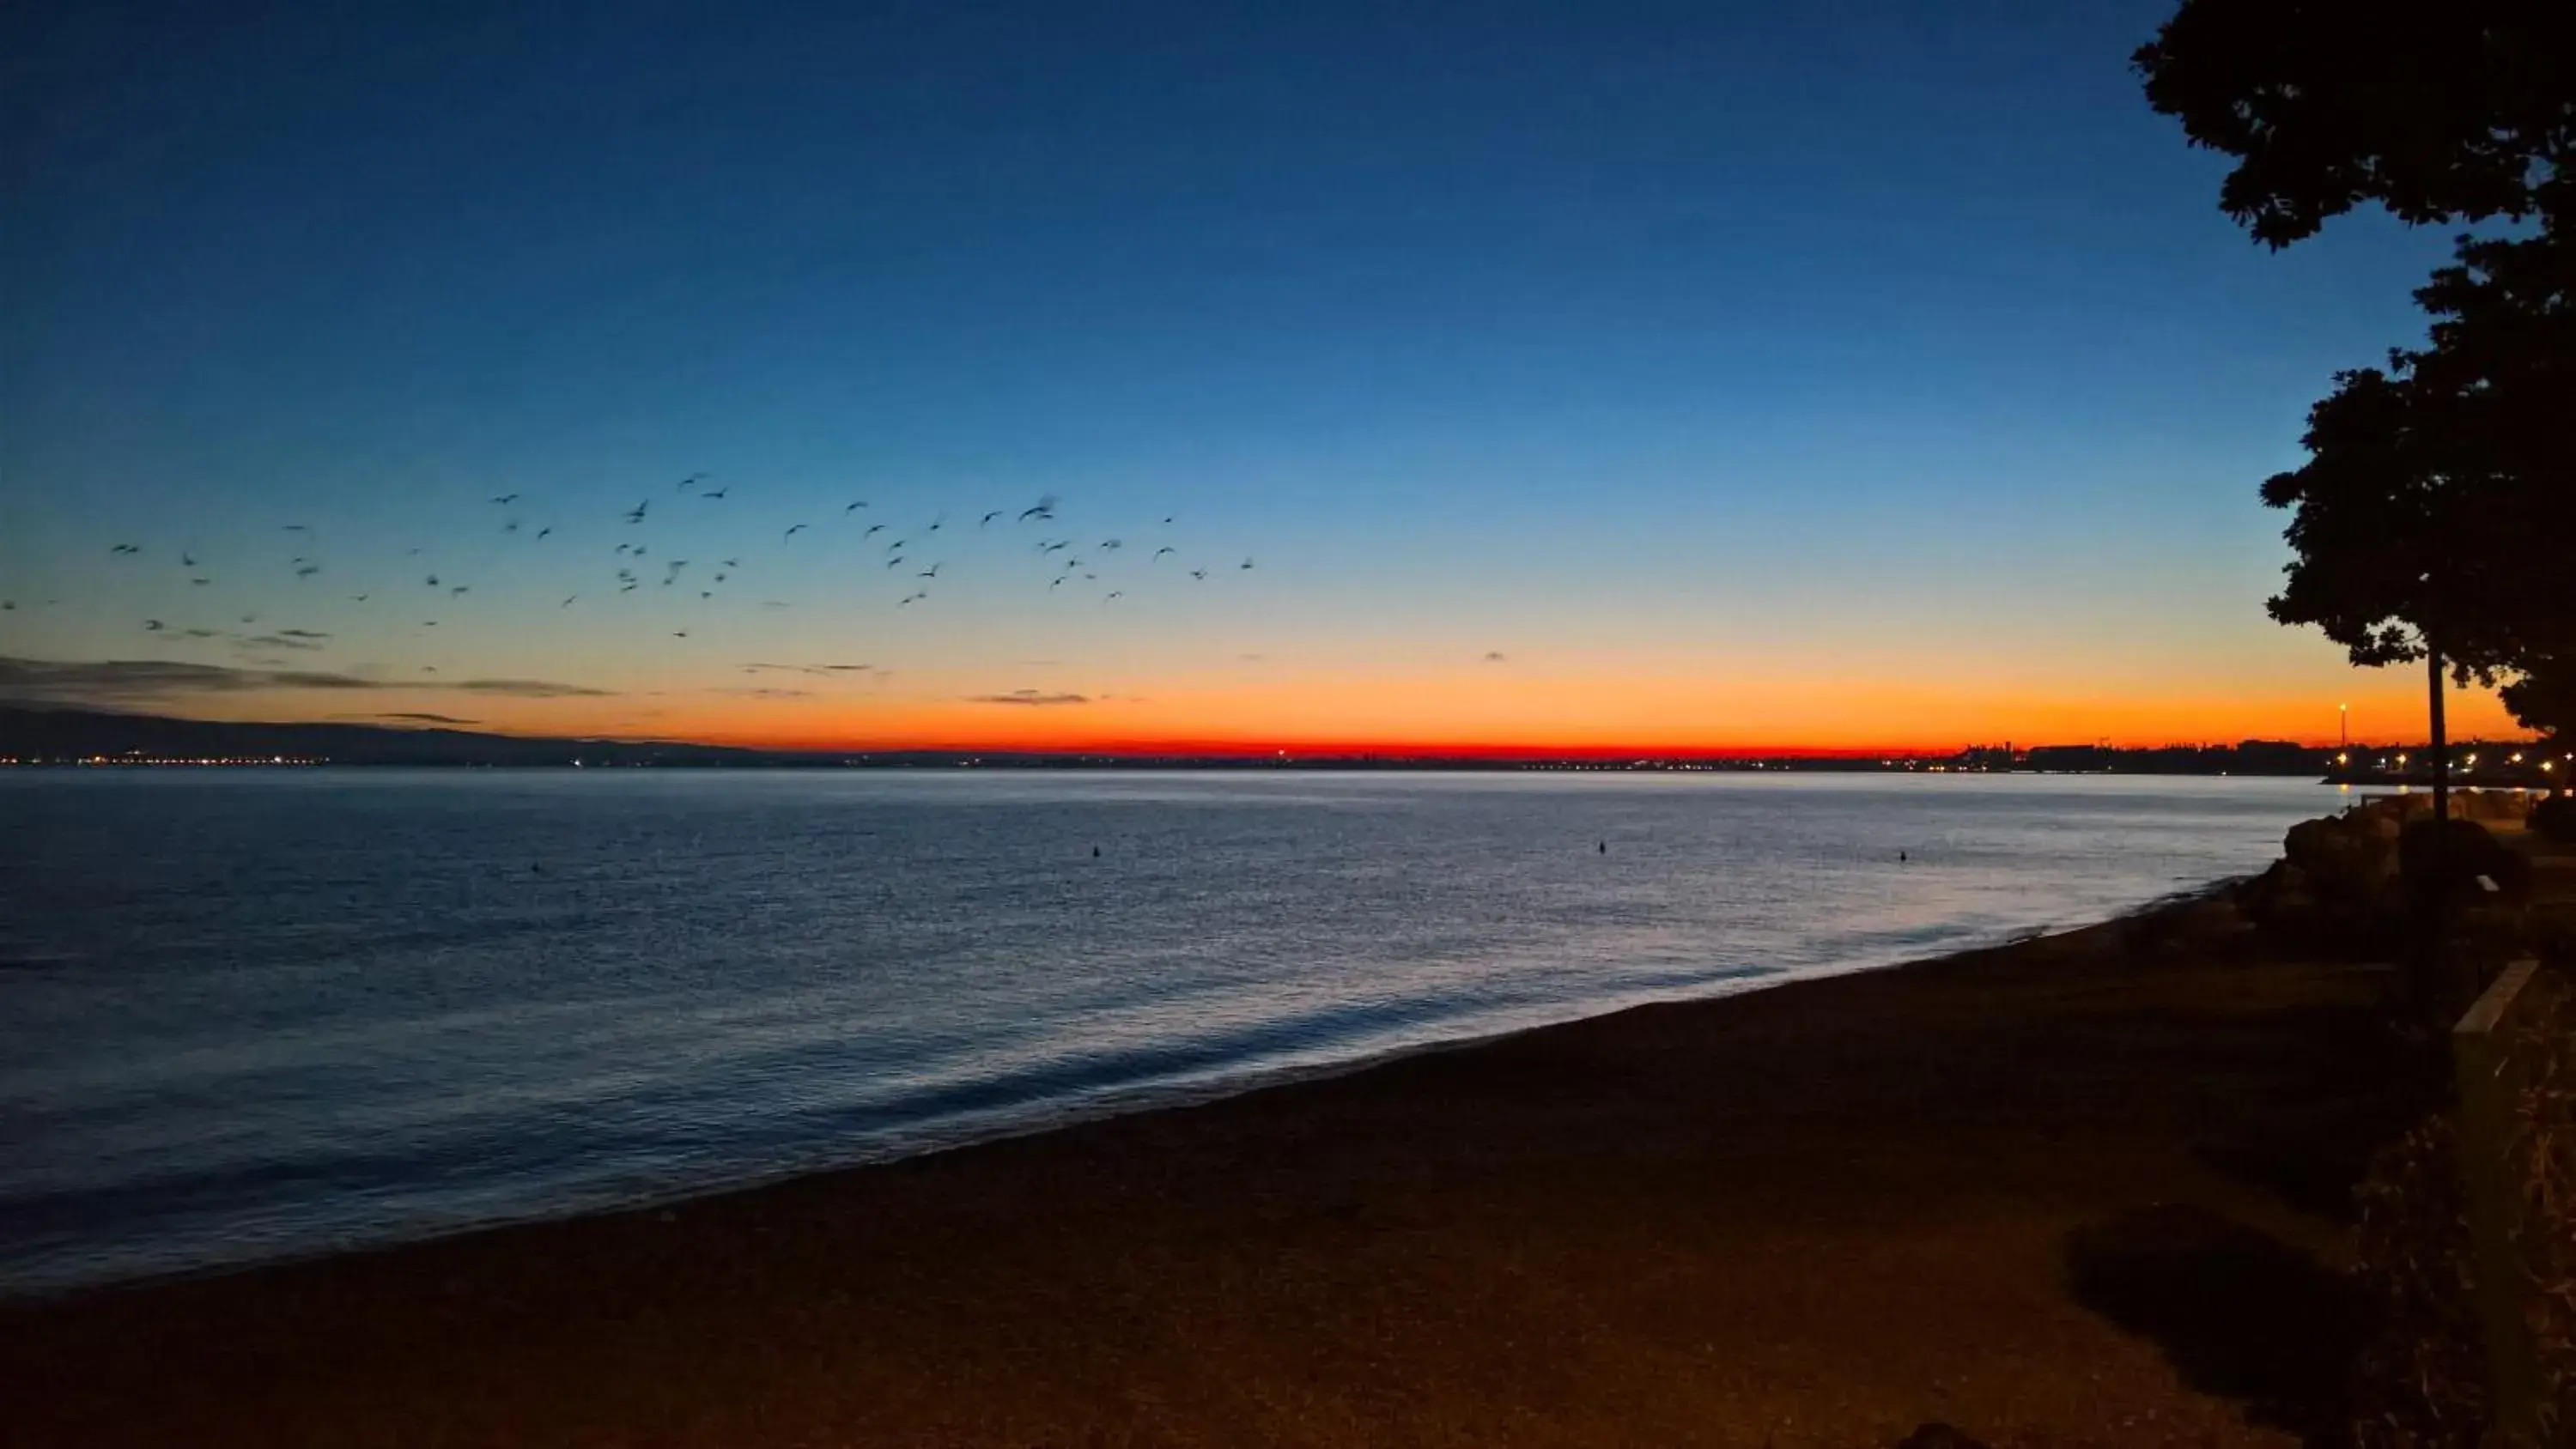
[7,703,2520,777]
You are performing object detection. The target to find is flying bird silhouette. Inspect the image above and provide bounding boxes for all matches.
[502,519,520,534]
[702,486,728,500]
[296,565,320,579]
[1189,569,1206,580]
[191,577,210,586]
[426,574,440,587]
[492,494,519,505]
[1099,539,1122,551]
[143,619,163,631]
[1153,547,1175,559]
[536,527,552,540]
[449,585,468,597]
[918,565,940,578]
[350,594,368,602]
[110,543,139,555]
[625,501,649,524]
[562,596,577,608]
[673,630,688,638]
[677,473,706,493]
[845,500,867,512]
[180,552,197,567]
[1240,557,1255,570]
[980,510,1004,526]
[1018,494,1059,523]
[784,524,808,540]
[1104,591,1123,601]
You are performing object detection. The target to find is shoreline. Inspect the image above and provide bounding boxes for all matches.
[3,871,2390,1446]
[1,877,2246,1306]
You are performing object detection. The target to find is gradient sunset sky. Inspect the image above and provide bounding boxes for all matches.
[0,1,2522,752]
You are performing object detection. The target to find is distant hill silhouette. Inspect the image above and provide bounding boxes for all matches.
[0,706,764,767]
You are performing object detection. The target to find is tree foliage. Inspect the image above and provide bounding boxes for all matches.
[2137,3,2575,737]
[2134,3,2574,246]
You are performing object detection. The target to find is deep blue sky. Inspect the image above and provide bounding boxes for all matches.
[0,1,2494,747]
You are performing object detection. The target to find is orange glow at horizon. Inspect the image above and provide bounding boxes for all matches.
[186,661,2533,756]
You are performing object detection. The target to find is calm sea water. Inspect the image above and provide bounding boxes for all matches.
[0,769,2327,1294]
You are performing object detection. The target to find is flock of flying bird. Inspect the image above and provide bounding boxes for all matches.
[14,478,1261,672]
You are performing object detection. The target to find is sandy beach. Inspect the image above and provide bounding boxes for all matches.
[1,884,2404,1448]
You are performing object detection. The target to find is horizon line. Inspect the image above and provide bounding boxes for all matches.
[8,703,2538,760]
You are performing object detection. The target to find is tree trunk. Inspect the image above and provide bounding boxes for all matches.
[2428,647,2450,826]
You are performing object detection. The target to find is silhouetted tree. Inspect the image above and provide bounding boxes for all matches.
[2134,4,2572,247]
[2136,3,2576,782]
[2500,654,2576,745]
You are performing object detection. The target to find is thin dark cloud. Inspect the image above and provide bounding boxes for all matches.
[448,678,615,698]
[0,657,614,706]
[708,687,814,699]
[1483,651,1508,664]
[331,712,480,725]
[240,634,325,652]
[277,629,330,640]
[966,688,1090,706]
[1237,653,1266,663]
[0,656,382,706]
[741,662,872,677]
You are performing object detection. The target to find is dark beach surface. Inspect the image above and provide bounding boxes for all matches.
[2,883,2406,1448]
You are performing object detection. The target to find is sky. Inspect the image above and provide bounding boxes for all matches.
[0,0,2524,753]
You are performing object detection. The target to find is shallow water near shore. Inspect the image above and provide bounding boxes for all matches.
[0,769,2324,1294]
